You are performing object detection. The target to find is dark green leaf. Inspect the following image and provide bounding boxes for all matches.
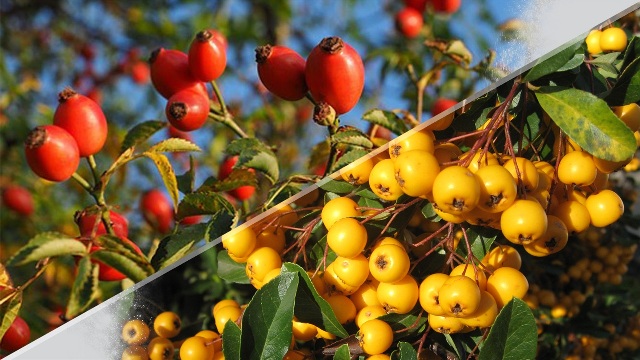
[241,266,298,360]
[331,128,373,149]
[147,137,201,153]
[523,40,582,82]
[536,86,636,161]
[621,36,640,71]
[588,52,621,76]
[176,156,197,194]
[456,226,497,260]
[421,202,440,222]
[380,311,428,339]
[66,256,100,319]
[143,152,180,211]
[6,232,87,266]
[205,210,235,241]
[395,342,418,360]
[605,55,640,105]
[452,92,497,132]
[150,223,209,270]
[176,191,235,220]
[198,170,258,193]
[225,138,279,184]
[479,298,537,360]
[362,109,410,135]
[319,179,355,194]
[333,344,352,359]
[120,120,166,154]
[222,320,242,360]
[556,53,585,72]
[217,250,250,284]
[330,148,371,173]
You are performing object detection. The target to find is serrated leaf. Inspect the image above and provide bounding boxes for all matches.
[206,210,236,240]
[143,152,180,211]
[151,223,210,270]
[331,128,373,149]
[479,298,537,360]
[199,170,257,193]
[605,55,640,105]
[147,137,201,153]
[333,344,351,359]
[330,148,371,174]
[319,179,355,194]
[217,250,250,284]
[536,86,636,161]
[105,147,135,178]
[0,291,21,341]
[66,256,100,319]
[7,232,87,266]
[176,191,235,220]
[222,319,242,360]
[240,266,298,360]
[225,138,279,184]
[289,263,348,338]
[523,40,582,82]
[362,109,410,135]
[120,120,166,154]
[395,342,418,360]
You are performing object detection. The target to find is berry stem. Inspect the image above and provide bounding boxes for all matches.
[71,172,93,193]
[87,155,101,184]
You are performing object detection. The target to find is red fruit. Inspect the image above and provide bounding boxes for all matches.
[85,237,144,281]
[0,316,30,353]
[178,215,203,225]
[2,185,34,216]
[188,29,227,82]
[76,209,129,239]
[24,125,80,182]
[149,48,208,99]
[431,98,458,116]
[53,87,108,157]
[167,124,193,142]
[395,7,424,38]
[405,0,428,12]
[165,88,210,132]
[130,60,150,84]
[210,30,228,50]
[218,156,256,201]
[255,45,307,101]
[305,37,365,114]
[140,189,174,233]
[431,0,461,14]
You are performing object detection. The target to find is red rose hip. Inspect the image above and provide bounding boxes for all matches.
[188,29,227,82]
[255,45,307,101]
[24,125,80,182]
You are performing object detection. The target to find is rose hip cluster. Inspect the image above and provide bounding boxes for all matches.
[149,29,227,132]
[395,0,461,39]
[255,35,365,116]
[24,87,108,182]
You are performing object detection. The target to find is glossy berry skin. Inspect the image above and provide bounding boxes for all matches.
[305,37,365,114]
[188,29,227,82]
[218,156,256,201]
[76,209,129,239]
[405,0,428,12]
[395,7,423,38]
[2,185,34,216]
[149,48,208,99]
[165,88,210,132]
[53,88,108,157]
[256,45,307,101]
[24,125,80,182]
[431,0,461,14]
[130,60,150,84]
[431,98,457,116]
[140,189,174,233]
[0,316,31,353]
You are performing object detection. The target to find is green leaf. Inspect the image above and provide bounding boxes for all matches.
[556,53,585,72]
[452,92,497,132]
[362,109,410,135]
[395,342,418,360]
[66,256,100,319]
[330,148,370,174]
[6,232,87,266]
[523,40,582,82]
[225,138,279,184]
[176,156,197,194]
[479,298,537,360]
[222,320,242,360]
[605,55,640,105]
[588,52,621,75]
[240,266,298,360]
[535,86,636,161]
[199,170,258,193]
[206,210,236,240]
[91,235,154,282]
[333,344,352,359]
[331,128,373,149]
[217,250,250,284]
[319,179,355,194]
[120,120,166,154]
[176,191,235,220]
[151,223,210,270]
[380,312,428,339]
[0,291,21,341]
[456,226,497,260]
[143,152,180,211]
[289,263,348,338]
[147,137,201,153]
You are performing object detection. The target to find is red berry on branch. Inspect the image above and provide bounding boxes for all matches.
[218,156,256,201]
[255,45,307,101]
[188,29,227,82]
[0,316,30,353]
[2,185,34,216]
[165,88,210,132]
[24,125,80,182]
[395,7,424,38]
[149,48,208,99]
[140,189,174,233]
